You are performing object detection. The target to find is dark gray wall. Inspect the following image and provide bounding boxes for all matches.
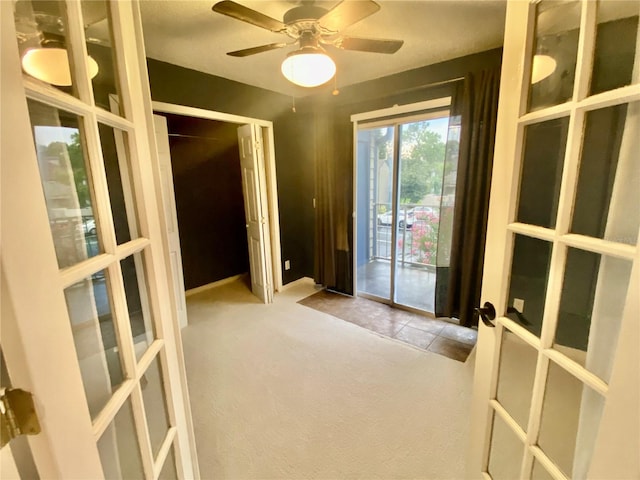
[297,48,504,294]
[145,49,503,292]
[146,59,315,285]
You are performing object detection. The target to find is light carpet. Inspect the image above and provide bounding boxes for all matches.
[181,277,476,479]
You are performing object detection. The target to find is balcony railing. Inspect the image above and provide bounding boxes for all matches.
[372,203,439,269]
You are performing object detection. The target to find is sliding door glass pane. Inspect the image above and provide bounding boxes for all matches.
[394,117,449,312]
[356,126,394,300]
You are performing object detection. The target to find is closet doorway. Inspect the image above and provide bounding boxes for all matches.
[152,102,282,323]
[353,98,458,314]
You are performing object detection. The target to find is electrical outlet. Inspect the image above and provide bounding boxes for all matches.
[513,298,525,312]
[284,260,291,270]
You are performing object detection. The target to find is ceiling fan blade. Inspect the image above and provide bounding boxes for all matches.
[212,1,286,33]
[319,0,380,32]
[227,42,288,57]
[336,36,404,54]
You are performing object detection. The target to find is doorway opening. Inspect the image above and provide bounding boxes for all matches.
[354,98,458,315]
[152,102,282,317]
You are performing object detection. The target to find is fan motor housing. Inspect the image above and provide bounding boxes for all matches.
[283,5,327,25]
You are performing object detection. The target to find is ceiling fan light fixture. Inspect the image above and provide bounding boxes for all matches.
[281,47,336,88]
[22,47,99,87]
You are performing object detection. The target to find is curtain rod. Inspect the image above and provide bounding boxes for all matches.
[333,76,464,109]
[388,76,464,97]
[168,133,223,141]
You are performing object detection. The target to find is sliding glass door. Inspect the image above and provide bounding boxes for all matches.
[356,109,454,314]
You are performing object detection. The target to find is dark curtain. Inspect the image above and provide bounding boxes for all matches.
[314,107,353,294]
[435,68,501,326]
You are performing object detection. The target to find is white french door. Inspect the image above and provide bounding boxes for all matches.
[1,1,197,478]
[469,1,639,479]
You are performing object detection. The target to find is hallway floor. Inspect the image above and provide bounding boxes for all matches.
[182,277,475,479]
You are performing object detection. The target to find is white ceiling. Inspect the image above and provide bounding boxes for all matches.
[139,0,507,96]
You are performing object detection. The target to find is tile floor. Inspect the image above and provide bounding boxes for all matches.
[298,289,477,362]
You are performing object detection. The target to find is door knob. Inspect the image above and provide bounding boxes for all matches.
[475,302,496,328]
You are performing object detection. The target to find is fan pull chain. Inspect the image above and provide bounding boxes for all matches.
[332,74,340,96]
[292,95,296,113]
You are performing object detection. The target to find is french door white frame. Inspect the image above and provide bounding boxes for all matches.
[152,101,283,296]
[1,1,197,477]
[351,97,451,312]
[468,1,640,479]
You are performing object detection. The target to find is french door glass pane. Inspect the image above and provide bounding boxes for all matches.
[64,270,124,418]
[159,445,178,480]
[99,123,139,244]
[488,412,523,480]
[590,1,640,95]
[571,102,640,245]
[496,329,537,430]
[531,459,555,480]
[120,252,156,360]
[13,0,80,97]
[81,0,123,114]
[528,1,581,112]
[517,117,569,229]
[97,397,144,479]
[356,126,394,300]
[538,361,605,479]
[141,356,171,459]
[554,248,632,382]
[26,99,103,268]
[506,235,553,337]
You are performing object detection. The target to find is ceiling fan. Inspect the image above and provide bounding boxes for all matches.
[211,0,404,87]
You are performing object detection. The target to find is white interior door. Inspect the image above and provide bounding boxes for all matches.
[237,124,273,304]
[152,114,188,328]
[1,0,197,477]
[469,1,639,479]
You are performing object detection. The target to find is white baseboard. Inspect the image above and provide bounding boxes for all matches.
[185,273,247,297]
[278,276,316,291]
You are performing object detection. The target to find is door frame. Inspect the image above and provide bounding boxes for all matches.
[350,97,451,311]
[151,101,283,297]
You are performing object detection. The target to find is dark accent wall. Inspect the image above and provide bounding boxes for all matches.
[296,48,504,294]
[161,113,249,290]
[146,58,316,285]
[273,112,316,284]
[145,49,503,292]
